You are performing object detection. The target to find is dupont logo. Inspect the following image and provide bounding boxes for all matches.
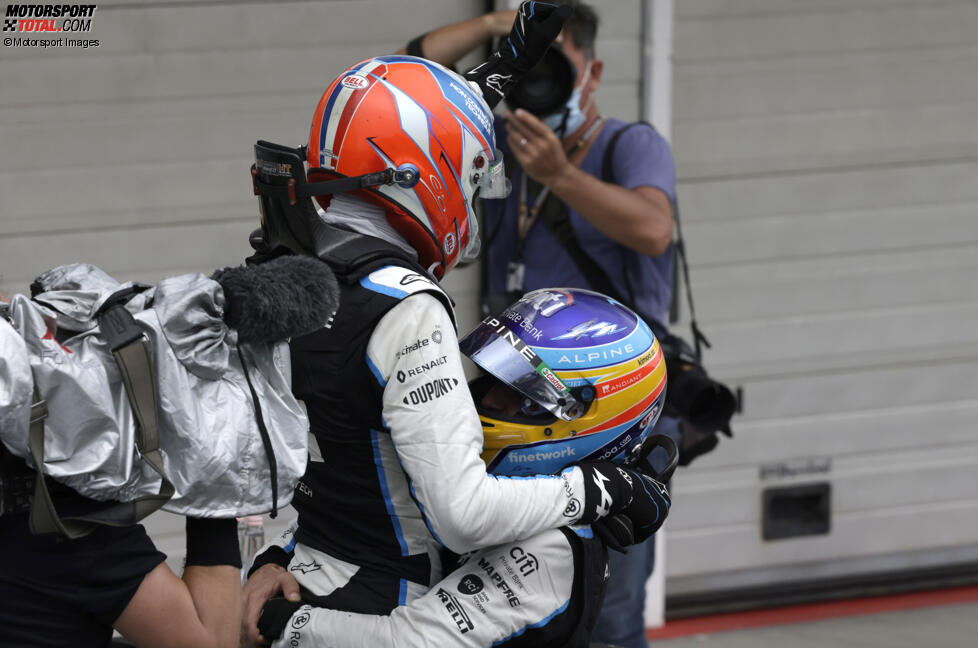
[4,4,96,32]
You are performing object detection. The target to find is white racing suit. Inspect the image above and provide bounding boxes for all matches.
[264,520,609,648]
[250,257,589,621]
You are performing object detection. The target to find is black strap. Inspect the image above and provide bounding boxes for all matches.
[0,440,34,517]
[237,345,279,519]
[27,291,175,538]
[254,169,396,203]
[536,121,711,358]
[603,122,710,357]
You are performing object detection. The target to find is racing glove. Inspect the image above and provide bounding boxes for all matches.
[590,470,671,552]
[258,597,305,642]
[464,1,573,108]
[577,461,644,524]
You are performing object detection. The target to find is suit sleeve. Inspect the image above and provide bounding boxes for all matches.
[365,293,585,554]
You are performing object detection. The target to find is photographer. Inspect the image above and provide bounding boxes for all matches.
[402,2,679,646]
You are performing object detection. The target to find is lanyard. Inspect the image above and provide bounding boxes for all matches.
[515,116,605,252]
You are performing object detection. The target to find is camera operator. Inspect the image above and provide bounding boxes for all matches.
[400,3,678,646]
[1,398,242,647]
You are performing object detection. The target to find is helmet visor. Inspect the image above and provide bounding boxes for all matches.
[474,148,511,200]
[460,148,509,264]
[460,316,584,421]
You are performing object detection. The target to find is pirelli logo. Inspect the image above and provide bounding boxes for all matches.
[436,588,474,634]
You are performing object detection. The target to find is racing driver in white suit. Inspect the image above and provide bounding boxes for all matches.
[253,288,675,647]
[240,4,669,645]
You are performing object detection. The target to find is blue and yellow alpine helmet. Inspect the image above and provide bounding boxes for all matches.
[460,288,668,477]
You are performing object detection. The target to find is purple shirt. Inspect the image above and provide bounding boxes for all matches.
[483,117,677,328]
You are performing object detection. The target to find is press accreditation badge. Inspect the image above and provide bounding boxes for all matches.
[506,261,525,293]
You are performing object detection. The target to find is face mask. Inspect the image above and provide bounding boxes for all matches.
[543,61,592,137]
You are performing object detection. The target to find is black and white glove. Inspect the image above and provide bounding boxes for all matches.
[580,433,678,551]
[622,470,671,544]
[578,461,643,524]
[589,469,671,552]
[258,598,305,642]
[464,1,572,108]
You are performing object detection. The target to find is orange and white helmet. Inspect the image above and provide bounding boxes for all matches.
[307,55,509,279]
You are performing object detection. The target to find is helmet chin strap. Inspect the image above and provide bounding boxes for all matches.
[255,164,420,207]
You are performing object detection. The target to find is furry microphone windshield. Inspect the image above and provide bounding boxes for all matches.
[212,255,339,344]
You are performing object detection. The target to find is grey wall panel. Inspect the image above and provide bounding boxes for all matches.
[678,104,978,177]
[0,217,255,289]
[691,400,978,472]
[690,246,978,323]
[675,1,977,61]
[684,200,978,264]
[680,160,978,218]
[669,444,978,531]
[677,0,972,19]
[728,358,978,421]
[675,47,978,123]
[594,3,644,123]
[669,499,978,577]
[667,0,978,592]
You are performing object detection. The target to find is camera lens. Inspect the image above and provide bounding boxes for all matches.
[667,364,737,429]
[505,46,577,116]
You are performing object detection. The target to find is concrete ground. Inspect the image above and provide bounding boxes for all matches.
[651,600,978,648]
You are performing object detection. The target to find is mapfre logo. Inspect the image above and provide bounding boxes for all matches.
[4,4,97,32]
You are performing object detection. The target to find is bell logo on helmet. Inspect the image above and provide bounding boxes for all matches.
[444,232,456,256]
[340,74,369,90]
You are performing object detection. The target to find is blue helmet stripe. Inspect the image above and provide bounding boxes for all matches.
[319,58,372,163]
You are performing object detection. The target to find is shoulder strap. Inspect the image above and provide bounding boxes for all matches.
[599,122,711,358]
[535,122,653,322]
[28,291,175,538]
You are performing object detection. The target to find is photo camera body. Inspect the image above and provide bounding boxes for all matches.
[504,44,577,117]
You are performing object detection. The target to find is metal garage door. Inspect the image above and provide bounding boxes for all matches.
[665,0,978,606]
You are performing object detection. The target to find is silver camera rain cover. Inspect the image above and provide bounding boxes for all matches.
[0,264,309,518]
